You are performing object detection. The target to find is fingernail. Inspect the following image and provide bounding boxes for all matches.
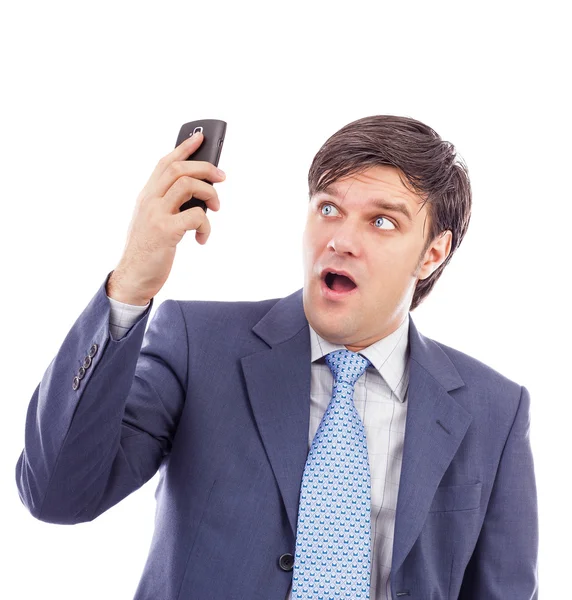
[217,168,226,178]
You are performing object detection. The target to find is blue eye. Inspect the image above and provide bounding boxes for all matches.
[373,217,395,230]
[319,203,396,230]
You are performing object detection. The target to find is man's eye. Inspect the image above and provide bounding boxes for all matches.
[320,203,337,217]
[319,203,396,230]
[373,216,396,231]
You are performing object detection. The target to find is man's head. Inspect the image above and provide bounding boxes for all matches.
[302,115,472,351]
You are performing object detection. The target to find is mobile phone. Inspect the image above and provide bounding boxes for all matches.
[175,119,227,213]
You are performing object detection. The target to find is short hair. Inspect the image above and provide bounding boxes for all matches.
[307,115,472,310]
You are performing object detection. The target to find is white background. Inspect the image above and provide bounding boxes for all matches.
[1,0,569,598]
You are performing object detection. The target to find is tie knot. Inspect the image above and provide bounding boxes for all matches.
[324,349,371,385]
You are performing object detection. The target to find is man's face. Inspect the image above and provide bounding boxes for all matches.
[302,165,451,351]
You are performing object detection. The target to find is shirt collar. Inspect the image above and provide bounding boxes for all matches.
[308,315,410,403]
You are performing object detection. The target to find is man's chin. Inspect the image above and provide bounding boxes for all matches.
[305,307,357,344]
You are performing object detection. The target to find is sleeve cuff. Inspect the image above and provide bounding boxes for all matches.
[107,295,150,340]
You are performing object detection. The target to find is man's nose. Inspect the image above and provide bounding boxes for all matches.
[326,221,362,255]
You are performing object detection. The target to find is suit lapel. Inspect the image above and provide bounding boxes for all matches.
[241,288,473,563]
[391,318,472,572]
[241,289,311,535]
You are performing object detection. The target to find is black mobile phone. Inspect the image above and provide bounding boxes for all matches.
[175,119,227,213]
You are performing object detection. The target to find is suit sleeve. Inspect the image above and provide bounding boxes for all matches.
[15,270,188,525]
[459,385,539,599]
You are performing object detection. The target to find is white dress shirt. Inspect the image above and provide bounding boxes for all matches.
[107,294,410,600]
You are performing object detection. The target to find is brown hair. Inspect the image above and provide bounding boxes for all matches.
[307,115,472,311]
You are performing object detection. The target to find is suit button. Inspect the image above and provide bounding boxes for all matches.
[72,376,80,390]
[83,355,92,369]
[78,366,86,379]
[278,553,294,571]
[88,344,98,358]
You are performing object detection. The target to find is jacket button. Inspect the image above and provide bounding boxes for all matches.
[88,344,98,358]
[83,355,92,369]
[78,366,86,379]
[72,376,80,390]
[278,553,294,571]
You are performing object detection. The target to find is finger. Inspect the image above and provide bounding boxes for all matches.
[163,176,221,213]
[175,206,212,244]
[148,132,205,186]
[195,215,212,245]
[154,159,225,198]
[172,131,205,162]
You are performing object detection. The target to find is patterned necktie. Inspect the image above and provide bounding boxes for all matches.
[291,348,373,599]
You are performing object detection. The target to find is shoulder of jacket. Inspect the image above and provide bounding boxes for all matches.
[432,338,523,394]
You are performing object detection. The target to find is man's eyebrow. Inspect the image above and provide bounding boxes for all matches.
[318,184,414,223]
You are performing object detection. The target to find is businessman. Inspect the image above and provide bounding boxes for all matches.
[16,115,539,599]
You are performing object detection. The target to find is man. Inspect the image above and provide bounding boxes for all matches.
[15,115,539,599]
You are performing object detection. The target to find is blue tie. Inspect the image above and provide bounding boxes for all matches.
[291,348,373,599]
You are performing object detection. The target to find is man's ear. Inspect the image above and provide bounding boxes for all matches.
[417,230,452,280]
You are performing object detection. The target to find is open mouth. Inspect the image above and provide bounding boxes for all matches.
[324,272,357,293]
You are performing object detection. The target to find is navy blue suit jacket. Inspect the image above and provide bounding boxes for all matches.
[16,271,539,599]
